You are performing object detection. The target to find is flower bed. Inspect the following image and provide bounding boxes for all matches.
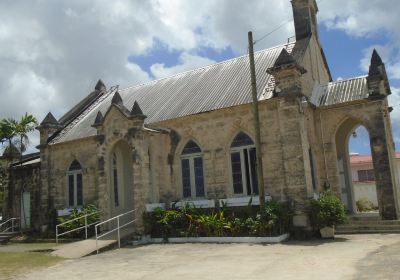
[143,200,292,239]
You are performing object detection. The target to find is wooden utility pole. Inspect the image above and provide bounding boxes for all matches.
[248,31,266,209]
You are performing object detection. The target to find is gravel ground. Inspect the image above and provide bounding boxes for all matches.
[16,234,400,280]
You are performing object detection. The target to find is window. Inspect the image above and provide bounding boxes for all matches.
[112,153,119,207]
[181,140,205,198]
[230,132,258,195]
[67,160,83,207]
[357,169,375,181]
[309,148,317,192]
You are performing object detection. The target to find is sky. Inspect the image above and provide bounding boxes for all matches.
[0,0,400,155]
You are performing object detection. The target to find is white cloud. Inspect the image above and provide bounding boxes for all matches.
[389,87,400,123]
[318,1,400,79]
[318,0,400,39]
[150,52,216,80]
[2,0,400,152]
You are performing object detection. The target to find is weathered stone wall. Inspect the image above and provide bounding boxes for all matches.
[313,99,399,219]
[4,163,41,230]
[299,36,332,98]
[47,137,99,210]
[152,98,316,206]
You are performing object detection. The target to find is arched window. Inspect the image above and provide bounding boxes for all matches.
[181,140,205,198]
[230,132,258,195]
[112,153,119,207]
[67,160,83,207]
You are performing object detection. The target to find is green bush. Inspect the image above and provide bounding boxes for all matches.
[57,204,100,238]
[356,198,375,212]
[309,191,347,228]
[143,200,293,238]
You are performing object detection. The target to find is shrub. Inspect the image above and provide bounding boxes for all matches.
[309,191,346,229]
[356,198,375,212]
[57,204,100,238]
[143,200,293,238]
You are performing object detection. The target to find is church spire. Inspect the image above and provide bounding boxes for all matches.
[291,0,319,41]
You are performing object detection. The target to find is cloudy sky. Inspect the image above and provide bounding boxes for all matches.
[0,0,400,154]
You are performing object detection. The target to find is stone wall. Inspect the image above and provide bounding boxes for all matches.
[4,162,41,230]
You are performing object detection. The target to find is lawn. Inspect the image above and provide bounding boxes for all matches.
[0,243,63,280]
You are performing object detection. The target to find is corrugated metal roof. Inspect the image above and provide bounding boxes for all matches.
[310,76,369,107]
[51,43,295,144]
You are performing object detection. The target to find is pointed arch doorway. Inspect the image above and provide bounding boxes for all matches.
[109,140,134,218]
[335,118,379,214]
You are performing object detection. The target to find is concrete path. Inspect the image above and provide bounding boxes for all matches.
[18,234,400,280]
[51,226,135,258]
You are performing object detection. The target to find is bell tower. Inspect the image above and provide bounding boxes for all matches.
[291,0,319,41]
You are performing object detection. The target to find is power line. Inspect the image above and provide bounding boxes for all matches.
[253,19,294,46]
[253,0,326,46]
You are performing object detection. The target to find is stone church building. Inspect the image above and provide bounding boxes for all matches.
[4,0,400,232]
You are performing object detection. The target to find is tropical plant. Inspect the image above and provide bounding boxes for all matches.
[309,191,347,229]
[0,114,37,160]
[57,204,100,238]
[14,113,38,157]
[356,198,376,212]
[0,118,16,147]
[143,200,293,239]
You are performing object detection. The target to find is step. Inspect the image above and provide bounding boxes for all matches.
[347,220,400,225]
[336,229,400,234]
[337,225,400,231]
[336,220,400,234]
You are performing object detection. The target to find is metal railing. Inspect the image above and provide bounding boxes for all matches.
[0,218,20,233]
[56,211,100,244]
[95,209,137,254]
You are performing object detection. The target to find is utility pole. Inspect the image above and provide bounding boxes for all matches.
[248,31,266,209]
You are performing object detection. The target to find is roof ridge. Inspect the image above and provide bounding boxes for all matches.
[329,75,368,84]
[120,42,295,92]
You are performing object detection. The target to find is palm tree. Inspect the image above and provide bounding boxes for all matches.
[0,118,19,162]
[15,113,38,156]
[0,114,37,162]
[0,118,16,147]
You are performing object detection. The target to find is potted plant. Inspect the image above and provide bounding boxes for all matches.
[309,191,346,238]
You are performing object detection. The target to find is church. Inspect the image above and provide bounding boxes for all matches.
[4,0,400,233]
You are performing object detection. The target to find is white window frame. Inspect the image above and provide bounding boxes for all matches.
[230,144,257,196]
[181,152,205,199]
[66,170,83,207]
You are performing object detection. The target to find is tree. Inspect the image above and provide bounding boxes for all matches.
[14,113,38,155]
[0,118,16,148]
[0,114,38,161]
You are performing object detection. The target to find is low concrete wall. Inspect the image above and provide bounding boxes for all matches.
[353,183,378,207]
[138,234,290,244]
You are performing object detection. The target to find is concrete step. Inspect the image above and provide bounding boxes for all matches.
[345,220,400,225]
[0,232,19,244]
[337,224,400,230]
[336,228,400,234]
[336,219,400,234]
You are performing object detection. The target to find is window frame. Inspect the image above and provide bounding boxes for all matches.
[357,169,375,182]
[229,132,258,197]
[180,141,206,199]
[111,150,126,209]
[66,163,83,207]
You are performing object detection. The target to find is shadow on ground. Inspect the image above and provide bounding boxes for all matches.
[354,240,400,279]
[278,237,349,247]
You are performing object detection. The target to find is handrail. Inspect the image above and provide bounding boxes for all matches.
[0,218,20,233]
[95,209,137,254]
[55,211,100,244]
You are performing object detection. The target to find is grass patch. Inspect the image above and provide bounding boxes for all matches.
[0,251,63,280]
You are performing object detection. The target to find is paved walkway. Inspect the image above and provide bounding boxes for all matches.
[19,234,400,280]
